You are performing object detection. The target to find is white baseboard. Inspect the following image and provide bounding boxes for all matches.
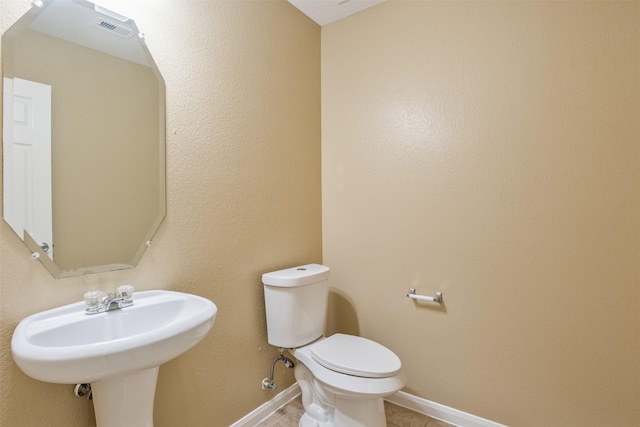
[230,384,506,427]
[385,391,507,427]
[229,383,301,427]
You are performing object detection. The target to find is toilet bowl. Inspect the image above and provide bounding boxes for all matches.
[291,334,405,427]
[262,264,405,427]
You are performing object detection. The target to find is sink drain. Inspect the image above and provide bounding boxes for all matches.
[73,383,92,400]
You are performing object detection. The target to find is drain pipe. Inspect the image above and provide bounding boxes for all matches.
[261,349,295,390]
[74,383,92,400]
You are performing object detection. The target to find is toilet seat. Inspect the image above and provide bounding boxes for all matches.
[309,334,401,378]
[291,334,405,397]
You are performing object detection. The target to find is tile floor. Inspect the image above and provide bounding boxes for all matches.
[255,395,456,427]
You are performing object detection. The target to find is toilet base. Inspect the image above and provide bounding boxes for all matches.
[297,394,387,427]
[295,362,388,427]
[299,413,330,427]
[333,397,386,427]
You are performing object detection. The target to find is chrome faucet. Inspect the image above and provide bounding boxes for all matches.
[102,293,123,311]
[84,285,134,315]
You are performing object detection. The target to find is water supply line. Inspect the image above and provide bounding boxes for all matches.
[261,349,295,390]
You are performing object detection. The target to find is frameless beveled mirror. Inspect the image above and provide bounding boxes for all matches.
[2,0,166,278]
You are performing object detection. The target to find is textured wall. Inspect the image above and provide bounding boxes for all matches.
[0,1,320,426]
[322,1,639,426]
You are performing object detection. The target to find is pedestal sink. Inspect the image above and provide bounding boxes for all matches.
[11,290,217,427]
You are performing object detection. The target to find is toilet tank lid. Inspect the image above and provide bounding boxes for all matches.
[262,264,330,287]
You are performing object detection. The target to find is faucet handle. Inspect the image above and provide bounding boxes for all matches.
[84,291,104,310]
[117,285,134,301]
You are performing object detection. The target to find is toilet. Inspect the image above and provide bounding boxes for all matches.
[262,264,405,427]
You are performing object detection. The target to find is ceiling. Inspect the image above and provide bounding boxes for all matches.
[288,0,385,26]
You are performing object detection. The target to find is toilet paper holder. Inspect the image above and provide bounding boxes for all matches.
[407,288,442,303]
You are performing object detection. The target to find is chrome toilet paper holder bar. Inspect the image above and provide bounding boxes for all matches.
[407,288,442,303]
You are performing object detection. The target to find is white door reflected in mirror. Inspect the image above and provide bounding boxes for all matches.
[3,77,53,260]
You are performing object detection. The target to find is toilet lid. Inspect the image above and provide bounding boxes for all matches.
[309,334,401,378]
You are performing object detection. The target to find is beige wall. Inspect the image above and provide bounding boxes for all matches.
[0,1,320,426]
[322,1,639,426]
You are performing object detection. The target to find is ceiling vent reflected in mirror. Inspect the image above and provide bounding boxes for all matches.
[92,18,135,39]
[27,0,148,66]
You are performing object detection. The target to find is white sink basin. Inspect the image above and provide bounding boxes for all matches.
[12,290,217,384]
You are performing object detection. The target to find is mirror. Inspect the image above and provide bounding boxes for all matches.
[2,0,165,278]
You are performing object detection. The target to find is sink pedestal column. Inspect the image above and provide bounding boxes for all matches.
[92,367,160,427]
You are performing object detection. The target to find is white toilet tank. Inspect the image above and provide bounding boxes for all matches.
[262,264,330,348]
